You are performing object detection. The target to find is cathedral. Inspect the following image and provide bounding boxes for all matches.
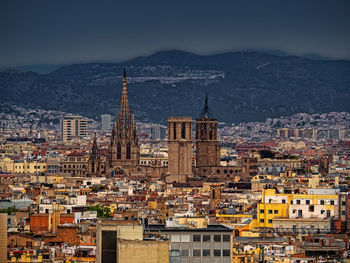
[88,69,140,177]
[108,69,140,172]
[87,70,257,181]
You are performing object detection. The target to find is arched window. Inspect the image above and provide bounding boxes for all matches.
[181,123,186,139]
[126,143,131,159]
[200,123,205,138]
[209,124,213,140]
[117,143,121,159]
[173,123,177,140]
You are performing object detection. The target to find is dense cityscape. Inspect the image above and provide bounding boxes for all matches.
[1,1,350,262]
[0,71,349,263]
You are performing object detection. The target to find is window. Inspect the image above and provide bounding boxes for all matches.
[260,219,264,223]
[290,200,293,204]
[260,209,264,214]
[320,210,325,214]
[274,210,278,214]
[223,250,230,256]
[181,123,186,139]
[173,123,177,139]
[193,250,201,257]
[342,211,346,215]
[268,219,272,224]
[309,205,314,212]
[282,199,286,204]
[223,235,230,242]
[209,124,213,140]
[181,235,190,242]
[26,241,32,248]
[214,235,221,242]
[117,143,121,159]
[342,201,346,206]
[203,235,210,242]
[181,250,189,257]
[269,199,272,203]
[214,250,221,257]
[296,200,301,204]
[203,250,210,257]
[326,210,331,218]
[330,200,334,205]
[298,210,303,217]
[306,200,310,205]
[126,143,131,159]
[268,210,272,214]
[320,200,325,205]
[193,235,201,242]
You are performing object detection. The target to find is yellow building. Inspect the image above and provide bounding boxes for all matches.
[13,160,46,174]
[0,157,14,172]
[257,189,338,229]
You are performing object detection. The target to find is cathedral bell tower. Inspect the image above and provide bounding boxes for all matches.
[108,69,140,170]
[195,94,220,167]
[167,116,193,183]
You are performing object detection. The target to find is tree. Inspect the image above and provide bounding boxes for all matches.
[0,206,17,215]
[86,205,111,218]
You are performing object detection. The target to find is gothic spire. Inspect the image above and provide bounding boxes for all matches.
[91,133,98,157]
[116,69,135,140]
[200,93,210,118]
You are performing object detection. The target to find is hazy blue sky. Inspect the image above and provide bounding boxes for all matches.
[1,0,349,66]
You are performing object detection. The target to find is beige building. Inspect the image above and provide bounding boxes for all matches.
[60,115,88,142]
[13,160,46,174]
[0,157,14,172]
[0,213,8,263]
[273,218,332,234]
[116,240,169,263]
[61,152,88,176]
[96,219,169,263]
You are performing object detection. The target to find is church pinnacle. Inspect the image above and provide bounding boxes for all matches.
[108,69,140,170]
[201,93,210,118]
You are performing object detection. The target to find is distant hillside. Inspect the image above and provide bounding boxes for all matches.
[0,50,349,123]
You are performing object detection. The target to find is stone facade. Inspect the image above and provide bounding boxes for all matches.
[108,70,140,171]
[88,134,104,176]
[195,95,220,167]
[167,116,193,183]
[0,213,7,263]
[117,240,169,263]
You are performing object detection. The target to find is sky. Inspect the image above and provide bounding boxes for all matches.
[1,0,350,67]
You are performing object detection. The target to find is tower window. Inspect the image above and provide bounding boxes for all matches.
[117,143,121,159]
[126,143,131,159]
[173,123,177,140]
[181,123,186,139]
[209,124,213,140]
[200,123,205,137]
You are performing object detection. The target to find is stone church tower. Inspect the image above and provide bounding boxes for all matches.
[195,94,220,167]
[108,69,140,170]
[167,116,193,183]
[88,133,103,176]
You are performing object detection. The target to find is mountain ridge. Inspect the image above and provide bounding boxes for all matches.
[0,50,349,124]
